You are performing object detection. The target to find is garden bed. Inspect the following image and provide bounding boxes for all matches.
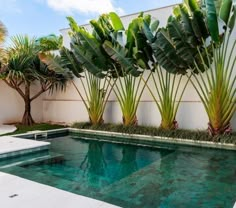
[1,123,66,136]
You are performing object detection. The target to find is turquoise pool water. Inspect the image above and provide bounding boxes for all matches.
[1,135,236,208]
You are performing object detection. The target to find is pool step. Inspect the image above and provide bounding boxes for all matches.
[0,152,64,169]
[1,165,94,196]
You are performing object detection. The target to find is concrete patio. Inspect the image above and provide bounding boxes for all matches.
[0,172,120,208]
[0,125,17,136]
[0,136,49,158]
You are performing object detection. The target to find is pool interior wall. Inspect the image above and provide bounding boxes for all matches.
[1,130,236,208]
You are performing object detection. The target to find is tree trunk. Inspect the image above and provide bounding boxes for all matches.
[89,116,104,125]
[21,83,35,126]
[160,119,178,130]
[122,115,138,126]
[208,122,232,136]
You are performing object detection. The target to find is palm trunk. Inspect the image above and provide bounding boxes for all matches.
[21,83,34,125]
[208,122,232,136]
[122,115,138,126]
[160,119,178,130]
[89,115,104,125]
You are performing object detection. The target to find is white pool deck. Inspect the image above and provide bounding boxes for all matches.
[0,125,17,136]
[0,136,49,155]
[0,172,120,208]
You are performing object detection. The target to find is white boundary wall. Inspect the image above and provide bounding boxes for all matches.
[0,81,43,124]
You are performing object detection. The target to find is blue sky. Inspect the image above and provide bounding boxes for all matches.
[0,0,181,39]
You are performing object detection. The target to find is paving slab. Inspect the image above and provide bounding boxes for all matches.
[0,125,17,135]
[0,136,50,157]
[0,172,120,208]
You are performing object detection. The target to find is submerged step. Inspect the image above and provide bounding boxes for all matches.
[0,151,64,169]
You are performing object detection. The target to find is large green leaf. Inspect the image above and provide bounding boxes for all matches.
[90,20,106,41]
[133,32,153,69]
[72,43,106,78]
[152,29,187,74]
[206,0,220,43]
[187,0,200,11]
[167,16,196,64]
[227,0,236,31]
[126,18,141,57]
[151,20,159,33]
[109,12,124,31]
[219,0,232,24]
[60,47,83,78]
[175,5,200,45]
[75,27,107,69]
[67,16,80,33]
[191,10,209,40]
[142,20,155,42]
[144,14,151,26]
[36,34,62,52]
[103,40,140,76]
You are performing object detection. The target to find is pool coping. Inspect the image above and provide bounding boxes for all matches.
[7,127,236,151]
[0,136,50,159]
[68,128,236,151]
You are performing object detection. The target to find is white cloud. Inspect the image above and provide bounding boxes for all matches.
[45,0,125,15]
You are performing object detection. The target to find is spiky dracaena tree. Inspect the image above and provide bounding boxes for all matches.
[0,35,72,125]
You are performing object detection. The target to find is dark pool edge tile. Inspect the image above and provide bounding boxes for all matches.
[68,128,236,151]
[7,127,236,151]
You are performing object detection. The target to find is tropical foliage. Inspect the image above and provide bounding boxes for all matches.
[0,35,72,125]
[0,21,7,64]
[36,34,63,51]
[101,13,153,126]
[191,32,235,135]
[127,13,190,130]
[44,14,152,126]
[148,0,209,75]
[146,66,189,129]
[141,0,235,134]
[0,21,7,45]
[190,0,236,135]
[40,17,115,125]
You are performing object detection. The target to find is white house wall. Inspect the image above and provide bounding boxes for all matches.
[43,4,236,130]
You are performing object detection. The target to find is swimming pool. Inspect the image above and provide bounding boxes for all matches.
[1,134,236,208]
